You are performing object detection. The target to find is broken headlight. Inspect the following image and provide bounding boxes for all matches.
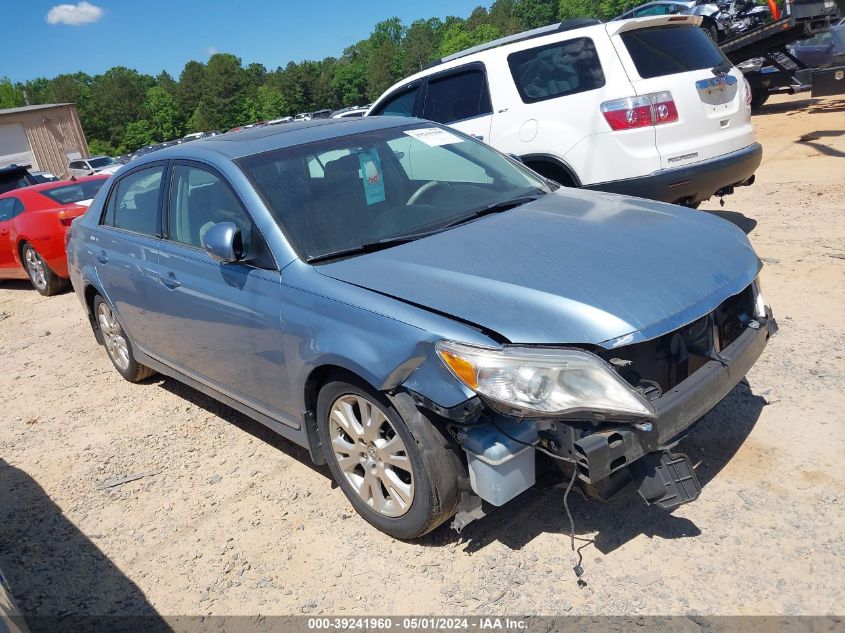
[436,340,656,419]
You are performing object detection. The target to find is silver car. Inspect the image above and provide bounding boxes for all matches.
[66,156,121,178]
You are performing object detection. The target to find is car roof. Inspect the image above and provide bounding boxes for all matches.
[0,164,31,175]
[138,116,420,162]
[0,174,109,198]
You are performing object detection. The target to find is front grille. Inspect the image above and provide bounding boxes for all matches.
[600,283,756,396]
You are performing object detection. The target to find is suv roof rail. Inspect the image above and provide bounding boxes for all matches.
[435,18,602,65]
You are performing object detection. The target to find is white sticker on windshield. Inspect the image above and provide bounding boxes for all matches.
[404,127,463,147]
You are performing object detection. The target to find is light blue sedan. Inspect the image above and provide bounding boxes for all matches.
[66,117,776,538]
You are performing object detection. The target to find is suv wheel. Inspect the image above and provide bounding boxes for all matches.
[22,244,65,296]
[317,376,462,539]
[93,295,156,382]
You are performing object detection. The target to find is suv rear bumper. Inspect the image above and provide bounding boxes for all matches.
[584,142,763,204]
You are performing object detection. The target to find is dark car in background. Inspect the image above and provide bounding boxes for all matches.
[0,165,39,196]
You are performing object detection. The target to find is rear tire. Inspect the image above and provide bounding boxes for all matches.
[21,243,66,296]
[93,295,156,382]
[703,21,720,43]
[317,375,462,539]
[750,89,769,109]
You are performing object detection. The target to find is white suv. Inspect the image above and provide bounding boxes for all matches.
[368,15,762,206]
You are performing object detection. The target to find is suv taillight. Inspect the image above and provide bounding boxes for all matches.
[601,91,678,131]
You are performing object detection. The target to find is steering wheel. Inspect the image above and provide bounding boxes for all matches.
[406,181,449,206]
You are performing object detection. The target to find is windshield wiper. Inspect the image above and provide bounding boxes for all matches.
[306,233,434,263]
[437,194,543,231]
[306,193,543,264]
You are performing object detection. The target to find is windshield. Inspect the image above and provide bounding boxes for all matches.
[238,124,550,261]
[88,157,115,169]
[40,179,107,205]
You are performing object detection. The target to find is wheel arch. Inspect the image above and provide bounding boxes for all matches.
[83,282,107,344]
[302,363,383,465]
[520,154,582,187]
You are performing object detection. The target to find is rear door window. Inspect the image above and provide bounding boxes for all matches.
[102,166,163,237]
[508,38,606,103]
[0,197,24,221]
[621,25,728,78]
[422,68,492,124]
[370,85,420,117]
[40,180,107,205]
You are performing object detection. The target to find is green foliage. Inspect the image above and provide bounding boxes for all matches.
[85,67,153,148]
[88,138,117,156]
[121,120,154,154]
[439,22,503,57]
[515,0,559,28]
[558,0,604,19]
[0,77,25,109]
[144,85,182,140]
[14,0,612,154]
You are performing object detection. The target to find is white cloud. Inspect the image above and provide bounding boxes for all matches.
[205,46,218,56]
[46,1,104,26]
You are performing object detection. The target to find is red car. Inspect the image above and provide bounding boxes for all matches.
[0,175,109,295]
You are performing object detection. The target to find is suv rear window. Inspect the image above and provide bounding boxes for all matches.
[621,25,729,79]
[507,37,605,104]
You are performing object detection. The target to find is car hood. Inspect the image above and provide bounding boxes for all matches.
[316,189,762,346]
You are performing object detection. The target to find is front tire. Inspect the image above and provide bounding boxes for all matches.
[317,376,462,539]
[93,295,156,382]
[21,243,66,296]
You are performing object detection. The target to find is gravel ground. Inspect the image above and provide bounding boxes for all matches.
[1,92,844,621]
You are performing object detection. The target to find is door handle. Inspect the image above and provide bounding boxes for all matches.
[96,251,108,264]
[160,273,181,289]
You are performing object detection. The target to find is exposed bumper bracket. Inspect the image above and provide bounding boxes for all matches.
[632,451,702,511]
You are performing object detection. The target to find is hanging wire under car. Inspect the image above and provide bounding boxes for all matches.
[490,420,587,581]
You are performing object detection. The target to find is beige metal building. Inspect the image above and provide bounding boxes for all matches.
[0,103,89,177]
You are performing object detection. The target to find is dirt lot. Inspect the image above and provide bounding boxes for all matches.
[1,92,844,621]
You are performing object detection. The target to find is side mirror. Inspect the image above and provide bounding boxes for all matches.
[202,221,243,263]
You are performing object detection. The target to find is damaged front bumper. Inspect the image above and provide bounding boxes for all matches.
[449,311,777,520]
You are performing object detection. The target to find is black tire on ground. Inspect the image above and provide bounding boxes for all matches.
[92,295,156,382]
[317,375,463,539]
[21,243,67,296]
[750,90,770,109]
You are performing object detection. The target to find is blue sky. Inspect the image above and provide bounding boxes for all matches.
[3,1,484,83]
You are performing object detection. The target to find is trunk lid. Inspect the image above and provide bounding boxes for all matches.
[608,17,755,171]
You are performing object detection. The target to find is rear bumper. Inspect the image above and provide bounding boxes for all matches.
[584,142,763,204]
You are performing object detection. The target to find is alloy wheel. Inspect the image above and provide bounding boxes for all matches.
[97,302,130,372]
[24,248,47,291]
[328,394,414,517]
